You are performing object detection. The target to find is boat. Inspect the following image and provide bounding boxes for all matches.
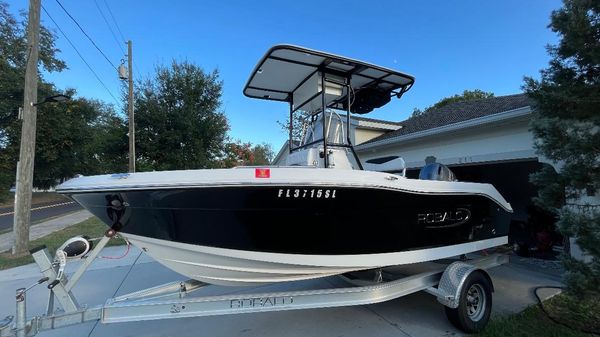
[56,45,513,286]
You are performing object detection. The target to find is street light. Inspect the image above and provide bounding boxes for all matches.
[32,94,71,106]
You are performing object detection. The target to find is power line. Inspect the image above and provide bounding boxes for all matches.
[100,0,140,81]
[93,0,125,55]
[41,5,122,107]
[54,0,118,70]
[102,0,126,43]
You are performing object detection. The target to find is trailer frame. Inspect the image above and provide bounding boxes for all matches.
[0,234,508,337]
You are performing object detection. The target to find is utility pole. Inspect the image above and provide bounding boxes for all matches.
[127,40,135,172]
[13,0,41,255]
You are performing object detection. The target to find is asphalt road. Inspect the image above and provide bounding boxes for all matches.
[0,201,82,231]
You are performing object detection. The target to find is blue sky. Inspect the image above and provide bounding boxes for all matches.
[7,0,561,147]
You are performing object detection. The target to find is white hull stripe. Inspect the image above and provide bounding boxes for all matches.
[124,233,508,270]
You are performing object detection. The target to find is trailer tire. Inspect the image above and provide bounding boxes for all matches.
[444,270,492,333]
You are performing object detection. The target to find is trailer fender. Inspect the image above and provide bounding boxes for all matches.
[436,261,493,309]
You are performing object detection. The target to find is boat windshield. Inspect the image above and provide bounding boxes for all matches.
[301,111,347,146]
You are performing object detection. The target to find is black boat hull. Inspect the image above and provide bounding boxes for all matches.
[64,184,511,285]
[68,185,510,255]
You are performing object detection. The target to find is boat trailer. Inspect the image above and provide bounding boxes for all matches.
[0,233,508,336]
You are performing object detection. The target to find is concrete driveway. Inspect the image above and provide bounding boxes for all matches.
[0,247,562,337]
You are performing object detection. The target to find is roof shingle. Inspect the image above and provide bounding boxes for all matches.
[363,93,532,144]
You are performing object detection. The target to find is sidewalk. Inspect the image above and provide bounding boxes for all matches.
[0,210,92,252]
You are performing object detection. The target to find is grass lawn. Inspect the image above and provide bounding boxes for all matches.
[0,217,125,270]
[476,292,600,337]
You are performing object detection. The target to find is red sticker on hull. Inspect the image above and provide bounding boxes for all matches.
[255,168,270,178]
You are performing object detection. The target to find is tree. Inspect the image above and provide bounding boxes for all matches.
[33,91,127,188]
[0,1,126,198]
[523,0,599,294]
[0,1,66,201]
[218,141,274,168]
[134,61,229,171]
[411,90,495,117]
[84,105,128,175]
[252,143,275,165]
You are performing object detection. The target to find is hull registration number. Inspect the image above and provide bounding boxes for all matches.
[277,188,337,199]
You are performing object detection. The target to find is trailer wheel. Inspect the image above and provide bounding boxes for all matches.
[444,270,492,333]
